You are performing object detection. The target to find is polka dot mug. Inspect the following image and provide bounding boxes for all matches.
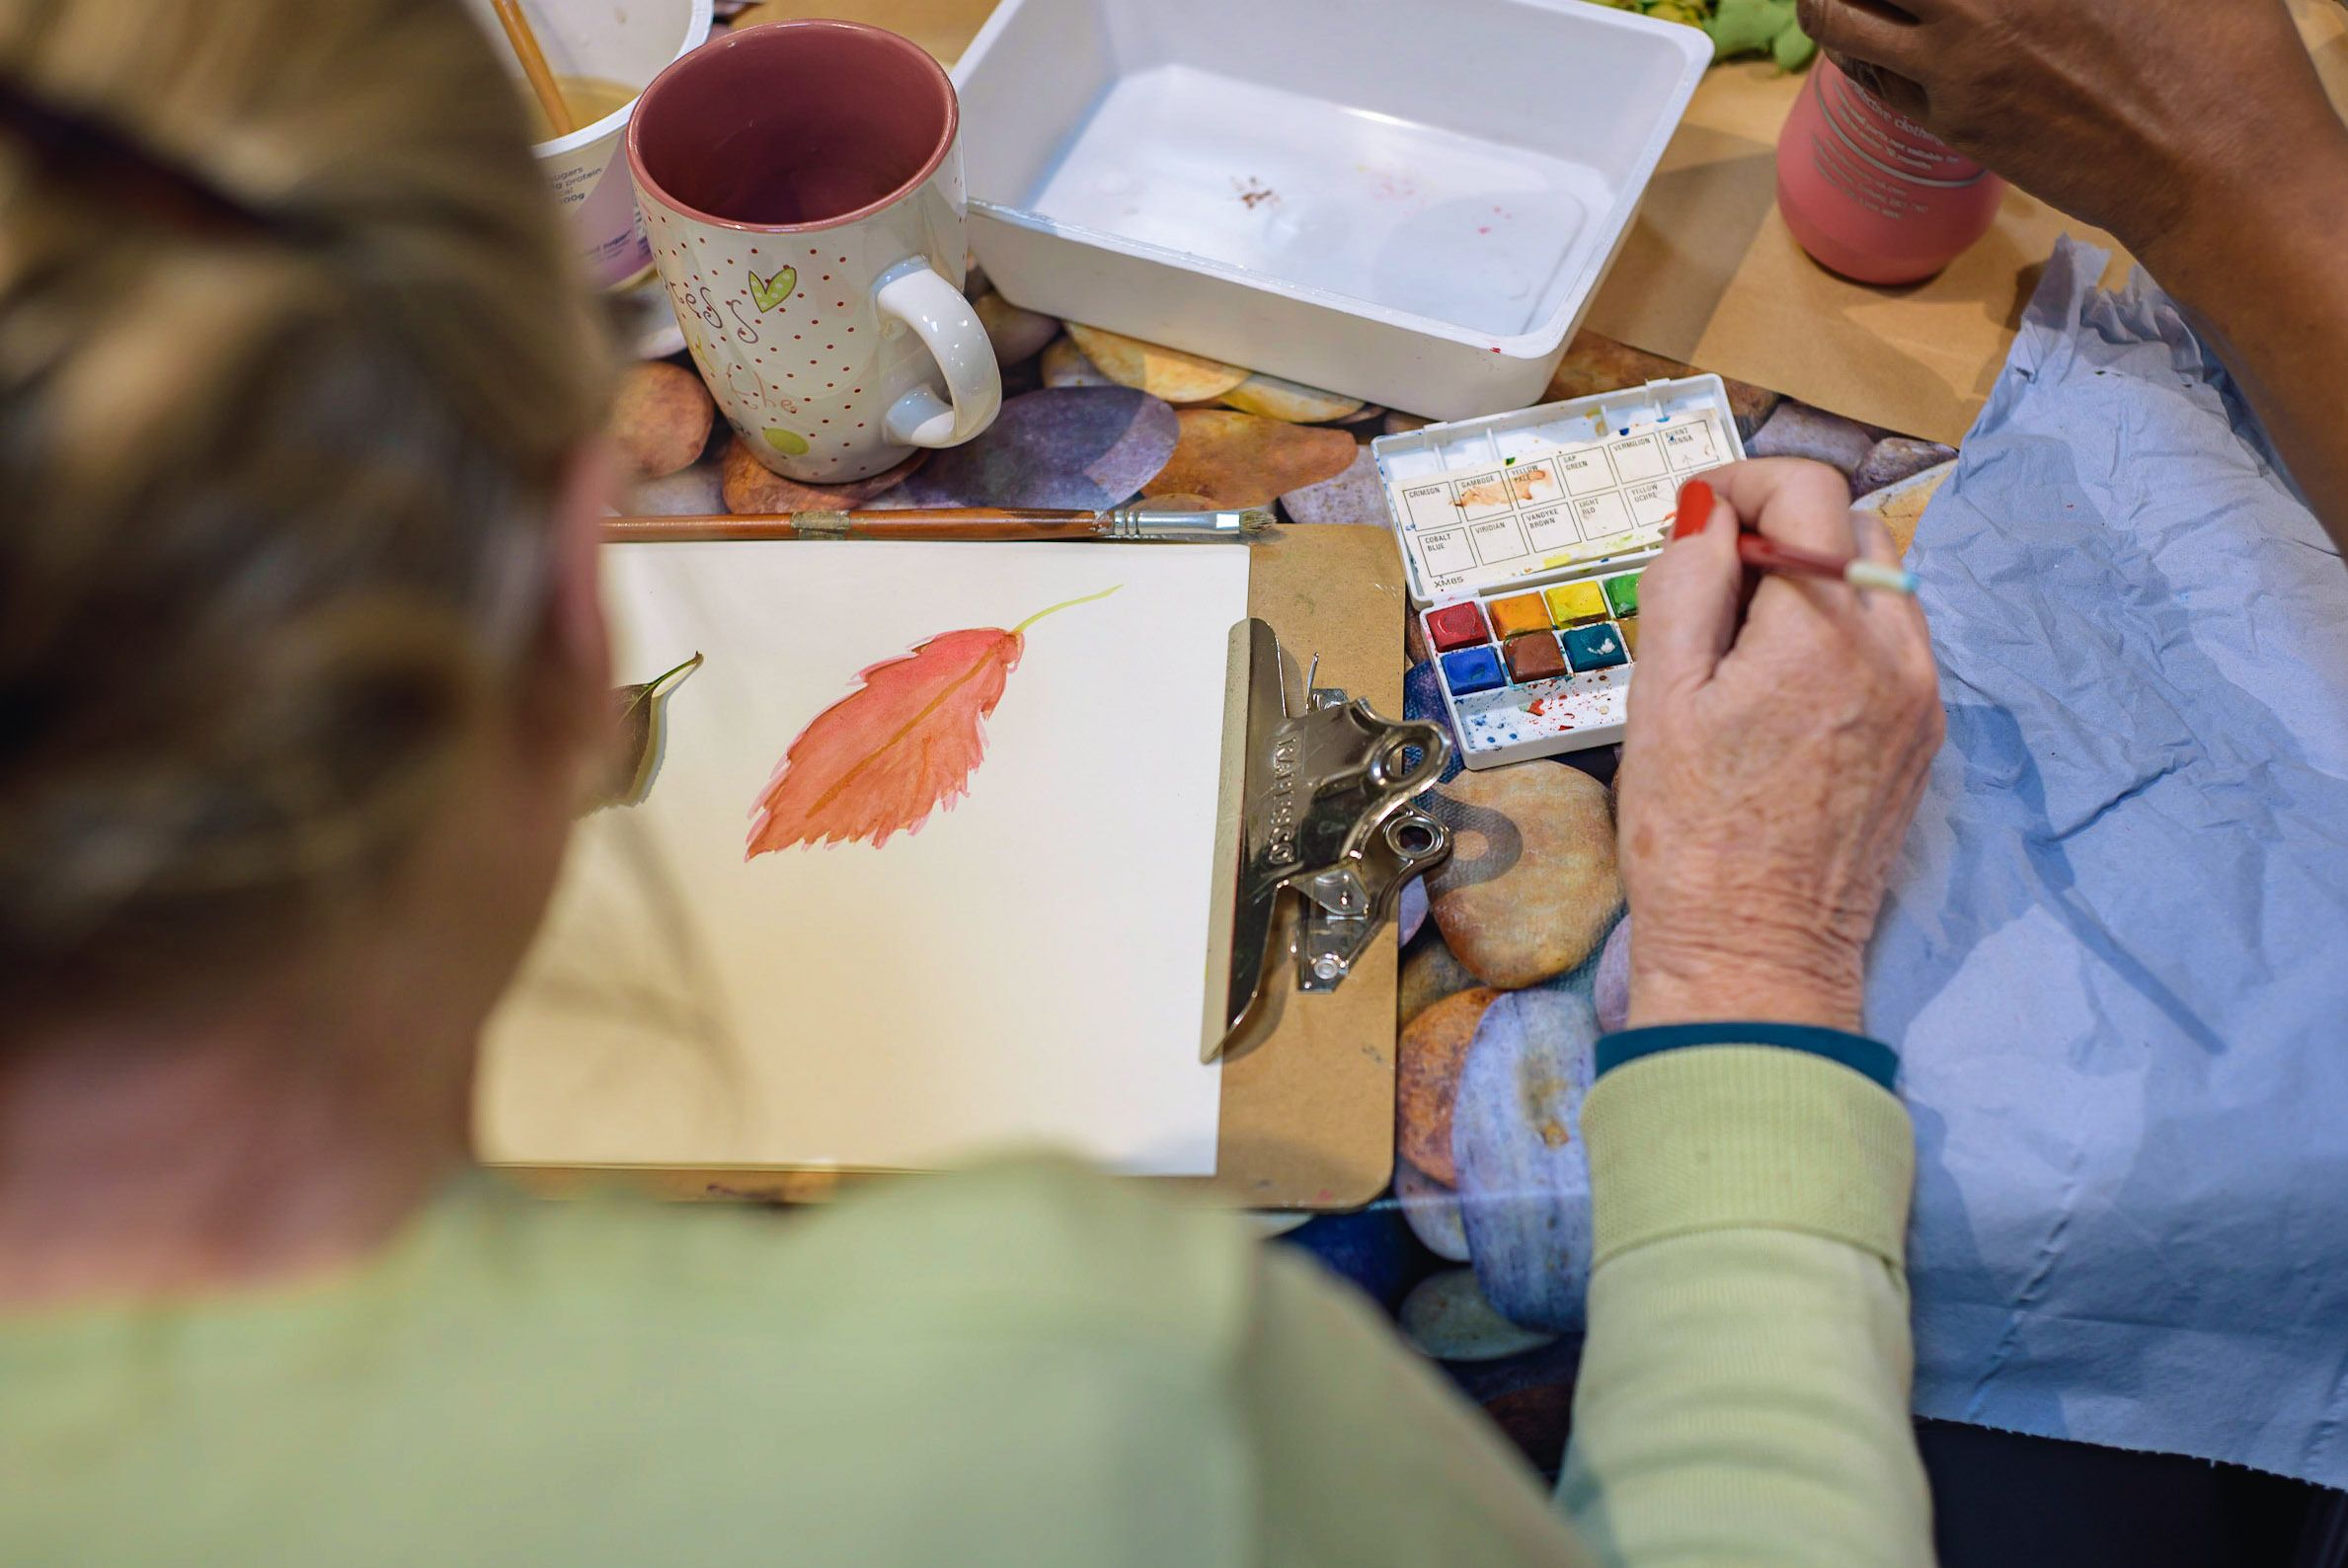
[629,19,1001,484]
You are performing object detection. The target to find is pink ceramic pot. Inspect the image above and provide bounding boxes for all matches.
[1776,59,2004,285]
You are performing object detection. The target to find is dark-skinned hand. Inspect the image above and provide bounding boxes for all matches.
[1795,0,2342,265]
[1798,0,2348,559]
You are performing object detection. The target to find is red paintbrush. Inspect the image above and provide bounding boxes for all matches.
[1675,478,1918,595]
[1738,530,1918,595]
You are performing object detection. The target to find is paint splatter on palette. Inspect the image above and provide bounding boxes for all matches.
[1422,576,1642,758]
[1372,374,1746,766]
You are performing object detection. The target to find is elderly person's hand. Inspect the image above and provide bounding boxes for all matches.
[1618,459,1941,1034]
[1793,0,2341,264]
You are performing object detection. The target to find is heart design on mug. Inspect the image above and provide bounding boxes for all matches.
[748,266,797,312]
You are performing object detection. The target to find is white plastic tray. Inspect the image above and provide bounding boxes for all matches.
[953,0,1710,420]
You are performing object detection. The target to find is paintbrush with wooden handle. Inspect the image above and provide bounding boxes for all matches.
[602,506,1276,543]
[490,0,575,136]
[1738,530,1918,595]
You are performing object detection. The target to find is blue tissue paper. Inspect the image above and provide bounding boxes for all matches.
[1450,239,2348,1488]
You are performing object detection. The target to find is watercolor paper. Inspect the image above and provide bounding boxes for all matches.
[477,541,1249,1177]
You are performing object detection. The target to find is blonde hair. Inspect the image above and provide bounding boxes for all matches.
[0,0,611,1010]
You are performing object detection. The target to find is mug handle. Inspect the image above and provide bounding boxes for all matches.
[874,260,1002,448]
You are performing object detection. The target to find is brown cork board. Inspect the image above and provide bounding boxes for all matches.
[1173,523,1408,1210]
[506,524,1408,1212]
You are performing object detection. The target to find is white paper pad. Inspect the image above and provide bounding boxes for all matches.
[477,542,1249,1177]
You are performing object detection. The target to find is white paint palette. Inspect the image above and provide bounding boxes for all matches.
[1371,374,1746,767]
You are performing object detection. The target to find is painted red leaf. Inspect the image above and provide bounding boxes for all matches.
[746,587,1118,854]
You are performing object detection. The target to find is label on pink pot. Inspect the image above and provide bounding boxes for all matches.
[1777,58,2004,282]
[1815,68,1989,188]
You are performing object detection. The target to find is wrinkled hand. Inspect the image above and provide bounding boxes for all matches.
[1794,0,2342,265]
[1619,460,1942,1033]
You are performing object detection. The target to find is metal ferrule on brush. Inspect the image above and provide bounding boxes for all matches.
[1097,506,1276,541]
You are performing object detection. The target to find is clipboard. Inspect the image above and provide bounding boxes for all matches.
[506,523,1412,1212]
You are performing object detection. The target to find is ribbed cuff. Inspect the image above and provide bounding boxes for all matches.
[1598,1022,1899,1092]
[1582,1045,1915,1272]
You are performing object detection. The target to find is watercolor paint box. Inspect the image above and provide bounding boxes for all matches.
[952,0,1710,419]
[1370,374,1747,767]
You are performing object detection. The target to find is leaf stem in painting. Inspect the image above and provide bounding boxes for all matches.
[1012,583,1122,636]
[618,652,706,724]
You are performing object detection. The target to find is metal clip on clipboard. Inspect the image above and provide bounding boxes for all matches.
[1210,618,1452,1062]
